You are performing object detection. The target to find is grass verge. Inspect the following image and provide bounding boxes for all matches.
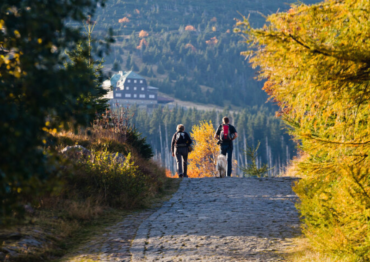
[0,178,180,262]
[283,237,346,262]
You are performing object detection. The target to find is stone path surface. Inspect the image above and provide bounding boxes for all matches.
[62,177,300,261]
[131,177,300,262]
[61,210,157,262]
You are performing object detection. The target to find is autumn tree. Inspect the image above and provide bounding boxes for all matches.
[237,0,370,260]
[188,121,218,178]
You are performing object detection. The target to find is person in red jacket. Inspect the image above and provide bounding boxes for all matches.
[214,117,238,177]
[171,124,192,178]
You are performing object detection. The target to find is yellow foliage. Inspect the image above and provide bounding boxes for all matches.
[188,121,218,178]
[237,0,370,260]
[138,30,149,38]
[118,17,130,23]
[185,25,196,31]
[205,37,218,46]
[185,43,196,52]
[136,38,148,50]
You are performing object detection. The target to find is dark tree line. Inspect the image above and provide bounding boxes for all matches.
[129,105,296,176]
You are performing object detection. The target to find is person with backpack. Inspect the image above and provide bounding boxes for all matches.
[214,117,238,177]
[171,124,192,178]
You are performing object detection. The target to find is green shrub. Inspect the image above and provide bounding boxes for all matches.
[65,151,153,208]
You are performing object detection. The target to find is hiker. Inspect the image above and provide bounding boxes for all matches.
[171,124,192,178]
[214,117,238,177]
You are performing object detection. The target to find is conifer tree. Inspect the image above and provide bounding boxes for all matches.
[157,62,165,74]
[125,55,132,70]
[0,0,113,223]
[237,0,370,259]
[240,142,268,178]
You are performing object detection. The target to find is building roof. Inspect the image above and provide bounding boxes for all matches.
[122,71,145,80]
[110,71,146,88]
[110,72,124,87]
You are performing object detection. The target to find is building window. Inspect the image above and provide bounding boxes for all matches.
[141,87,145,91]
[116,93,122,97]
[140,80,143,84]
[126,87,129,90]
[139,94,145,98]
[134,94,137,98]
[127,79,131,83]
[134,80,137,83]
[125,94,131,98]
[149,95,155,99]
[134,87,137,90]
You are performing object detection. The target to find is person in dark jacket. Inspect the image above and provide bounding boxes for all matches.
[171,124,192,178]
[214,117,238,177]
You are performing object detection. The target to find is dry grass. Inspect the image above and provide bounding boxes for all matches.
[284,238,349,262]
[0,108,172,261]
[63,199,104,221]
[0,177,180,262]
[40,194,105,222]
[279,153,308,178]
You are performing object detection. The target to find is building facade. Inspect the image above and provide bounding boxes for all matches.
[110,71,158,106]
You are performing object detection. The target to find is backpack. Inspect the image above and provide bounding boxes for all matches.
[175,132,188,147]
[220,124,233,142]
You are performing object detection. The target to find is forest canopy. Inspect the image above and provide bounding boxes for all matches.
[94,0,319,108]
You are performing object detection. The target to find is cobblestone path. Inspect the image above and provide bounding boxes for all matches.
[131,177,300,262]
[62,177,300,261]
[61,210,157,262]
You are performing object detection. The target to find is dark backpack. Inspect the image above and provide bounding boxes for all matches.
[175,132,188,146]
[220,124,233,142]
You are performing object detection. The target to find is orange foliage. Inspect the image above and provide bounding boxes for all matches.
[206,37,218,46]
[136,38,148,50]
[134,9,140,14]
[118,17,130,23]
[212,26,217,32]
[226,29,230,33]
[139,30,149,38]
[185,43,196,52]
[187,169,201,178]
[210,17,217,22]
[185,25,196,31]
[188,121,218,178]
[166,169,178,178]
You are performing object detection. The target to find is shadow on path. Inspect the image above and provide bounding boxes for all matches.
[131,177,300,262]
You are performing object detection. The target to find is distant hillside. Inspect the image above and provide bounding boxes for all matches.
[94,0,320,108]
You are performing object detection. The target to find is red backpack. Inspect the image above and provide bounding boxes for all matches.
[220,124,232,142]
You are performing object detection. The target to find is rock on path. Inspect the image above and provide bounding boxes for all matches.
[131,177,300,262]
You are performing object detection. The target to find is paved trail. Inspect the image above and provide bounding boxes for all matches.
[64,177,300,262]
